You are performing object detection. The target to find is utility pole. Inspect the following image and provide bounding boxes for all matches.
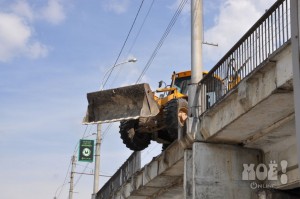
[69,155,76,199]
[92,124,101,199]
[188,0,203,129]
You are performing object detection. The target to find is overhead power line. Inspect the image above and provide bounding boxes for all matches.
[56,1,188,197]
[136,0,188,84]
[102,123,114,140]
[74,162,90,187]
[105,0,187,148]
[56,0,147,193]
[72,125,90,155]
[56,125,92,198]
[110,0,156,88]
[102,0,145,89]
[136,0,189,161]
[73,122,114,189]
[56,158,72,198]
[127,0,156,56]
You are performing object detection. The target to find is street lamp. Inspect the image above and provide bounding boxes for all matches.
[92,58,137,199]
[100,58,137,90]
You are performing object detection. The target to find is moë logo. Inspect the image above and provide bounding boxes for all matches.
[242,160,288,184]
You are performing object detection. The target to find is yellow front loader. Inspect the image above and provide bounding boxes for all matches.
[84,70,223,151]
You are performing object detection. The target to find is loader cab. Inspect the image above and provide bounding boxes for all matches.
[172,70,224,108]
[172,71,191,95]
[172,70,209,96]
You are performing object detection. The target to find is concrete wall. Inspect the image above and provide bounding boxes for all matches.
[186,143,262,199]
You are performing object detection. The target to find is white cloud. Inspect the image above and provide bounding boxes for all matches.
[0,12,49,62]
[0,13,31,61]
[0,0,69,62]
[11,0,66,25]
[25,41,49,59]
[41,0,66,25]
[102,0,131,14]
[11,0,34,21]
[203,0,276,67]
[0,13,30,46]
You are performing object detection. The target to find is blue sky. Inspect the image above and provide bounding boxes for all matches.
[0,0,276,198]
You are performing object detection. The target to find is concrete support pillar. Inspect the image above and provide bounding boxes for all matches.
[184,149,193,199]
[291,0,300,175]
[188,142,262,199]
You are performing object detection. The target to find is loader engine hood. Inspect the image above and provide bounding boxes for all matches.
[83,83,160,124]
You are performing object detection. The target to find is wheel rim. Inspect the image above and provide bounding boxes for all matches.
[128,128,135,140]
[178,107,188,127]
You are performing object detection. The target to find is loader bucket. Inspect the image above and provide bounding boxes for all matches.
[83,83,160,124]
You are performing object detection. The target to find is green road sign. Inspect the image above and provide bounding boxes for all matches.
[78,139,94,162]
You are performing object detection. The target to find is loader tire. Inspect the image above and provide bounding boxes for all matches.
[163,98,188,141]
[162,143,169,151]
[156,129,172,151]
[119,120,151,151]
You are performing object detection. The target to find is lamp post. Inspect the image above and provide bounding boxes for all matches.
[92,58,137,199]
[100,58,137,90]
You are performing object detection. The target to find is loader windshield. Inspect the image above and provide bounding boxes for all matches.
[174,77,190,95]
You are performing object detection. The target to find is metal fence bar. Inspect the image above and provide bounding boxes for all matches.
[200,0,291,113]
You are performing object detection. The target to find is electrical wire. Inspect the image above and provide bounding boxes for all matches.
[100,0,156,140]
[137,0,189,161]
[102,0,145,89]
[56,1,188,196]
[74,162,90,187]
[72,125,90,155]
[142,142,160,156]
[104,0,188,166]
[72,125,97,189]
[75,163,94,172]
[127,0,156,56]
[72,122,114,189]
[75,163,112,176]
[109,0,156,88]
[56,158,72,198]
[136,0,188,84]
[102,123,114,140]
[104,0,187,153]
[56,125,93,198]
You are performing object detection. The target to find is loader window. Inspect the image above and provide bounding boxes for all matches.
[174,77,191,95]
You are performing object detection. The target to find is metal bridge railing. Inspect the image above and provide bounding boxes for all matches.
[200,0,291,113]
[97,152,141,199]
